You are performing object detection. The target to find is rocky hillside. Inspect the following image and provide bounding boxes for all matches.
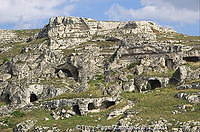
[0,16,199,132]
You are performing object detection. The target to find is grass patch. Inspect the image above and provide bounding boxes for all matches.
[0,102,6,107]
[127,62,140,70]
[121,87,200,124]
[62,48,76,56]
[157,33,200,41]
[142,70,174,77]
[156,32,200,45]
[95,41,117,48]
[11,111,25,118]
[185,79,200,84]
[0,109,52,130]
[38,113,120,130]
[0,38,48,64]
[14,29,41,38]
[38,100,127,130]
[127,74,135,80]
[0,101,127,130]
[47,84,104,100]
[39,77,75,89]
[0,42,27,63]
[184,62,200,70]
[44,74,106,100]
[27,37,48,45]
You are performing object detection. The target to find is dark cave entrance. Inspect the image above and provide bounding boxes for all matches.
[30,93,38,102]
[88,103,96,110]
[165,59,174,69]
[100,101,116,109]
[4,94,11,104]
[183,56,200,62]
[147,79,162,90]
[73,105,81,115]
[56,63,79,81]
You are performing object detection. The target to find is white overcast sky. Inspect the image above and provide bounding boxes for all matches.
[0,0,199,35]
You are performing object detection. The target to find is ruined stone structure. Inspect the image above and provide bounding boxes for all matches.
[0,16,199,131]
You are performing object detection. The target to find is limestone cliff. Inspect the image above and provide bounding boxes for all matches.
[0,16,199,132]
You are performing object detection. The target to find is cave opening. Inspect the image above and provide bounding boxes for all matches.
[4,94,11,104]
[55,63,79,81]
[73,105,81,115]
[100,101,116,109]
[147,79,162,90]
[183,56,200,62]
[30,93,38,102]
[88,103,96,110]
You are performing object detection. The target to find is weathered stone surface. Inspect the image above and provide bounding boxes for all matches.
[170,66,188,84]
[177,83,200,90]
[0,16,197,106]
[0,16,199,131]
[0,73,11,81]
[107,101,134,120]
[1,83,67,105]
[122,79,135,92]
[14,120,37,132]
[42,97,118,115]
[176,92,200,103]
[134,76,169,92]
[33,126,61,132]
[57,70,66,78]
[0,30,22,44]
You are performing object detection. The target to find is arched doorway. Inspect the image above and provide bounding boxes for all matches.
[72,105,81,115]
[88,103,96,110]
[147,79,161,90]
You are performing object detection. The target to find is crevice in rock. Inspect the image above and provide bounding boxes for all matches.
[183,56,200,62]
[4,93,11,104]
[165,59,174,69]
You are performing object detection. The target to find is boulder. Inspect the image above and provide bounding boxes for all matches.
[122,79,135,92]
[176,92,200,103]
[57,70,66,78]
[177,83,200,90]
[0,73,11,82]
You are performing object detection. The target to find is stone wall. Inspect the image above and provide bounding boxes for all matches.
[42,97,118,115]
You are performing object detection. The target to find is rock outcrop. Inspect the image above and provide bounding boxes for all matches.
[0,16,199,131]
[176,92,200,103]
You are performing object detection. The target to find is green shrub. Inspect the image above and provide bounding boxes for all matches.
[11,111,25,117]
[0,118,15,128]
[3,57,11,63]
[127,62,140,70]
